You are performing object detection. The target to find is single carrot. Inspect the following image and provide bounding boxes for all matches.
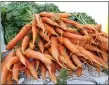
[40,62,47,80]
[1,63,9,84]
[48,62,57,84]
[29,41,35,50]
[59,55,67,64]
[38,39,44,53]
[21,35,30,53]
[25,49,52,65]
[6,72,14,84]
[66,27,77,33]
[101,50,108,63]
[55,27,64,35]
[76,67,82,77]
[58,44,77,70]
[16,48,26,66]
[71,54,82,68]
[44,23,58,36]
[63,31,91,41]
[84,44,102,53]
[32,20,38,45]
[59,20,67,30]
[44,42,50,48]
[57,13,71,18]
[24,68,31,80]
[42,17,59,27]
[6,24,31,50]
[2,51,15,69]
[39,12,56,18]
[7,56,19,70]
[13,63,20,83]
[35,14,45,33]
[39,30,50,42]
[61,18,83,29]
[36,59,40,71]
[25,58,38,79]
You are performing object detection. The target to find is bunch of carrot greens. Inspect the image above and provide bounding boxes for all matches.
[1,12,108,84]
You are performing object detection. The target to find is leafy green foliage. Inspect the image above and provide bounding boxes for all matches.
[57,68,68,85]
[1,2,60,44]
[70,12,97,24]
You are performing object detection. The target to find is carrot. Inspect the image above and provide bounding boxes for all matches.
[61,18,83,29]
[38,39,44,53]
[24,68,31,80]
[42,17,59,27]
[39,30,50,42]
[58,44,77,70]
[71,54,82,68]
[13,63,20,83]
[1,63,9,84]
[6,72,14,84]
[66,27,77,33]
[76,67,82,77]
[35,14,45,33]
[59,20,67,30]
[101,50,108,63]
[55,27,64,35]
[39,12,56,18]
[59,55,67,64]
[44,23,58,36]
[2,51,15,69]
[40,62,47,80]
[84,44,102,53]
[49,36,62,66]
[16,48,26,66]
[6,24,31,50]
[57,13,71,18]
[25,49,52,65]
[63,31,91,41]
[36,59,40,71]
[32,20,38,45]
[44,42,50,48]
[25,58,38,79]
[29,41,35,50]
[48,62,57,84]
[7,56,19,70]
[21,35,30,53]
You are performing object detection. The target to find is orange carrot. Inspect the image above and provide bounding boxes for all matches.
[44,23,58,36]
[24,68,31,80]
[39,30,50,42]
[63,31,91,41]
[29,41,35,50]
[1,63,9,84]
[21,35,30,53]
[25,59,38,79]
[42,17,59,27]
[35,14,45,33]
[13,63,20,83]
[6,24,31,50]
[59,20,67,30]
[76,67,82,77]
[82,24,96,31]
[58,44,77,70]
[48,62,57,84]
[61,18,83,29]
[38,39,44,53]
[16,48,26,66]
[44,42,50,48]
[7,56,19,70]
[2,51,15,69]
[32,20,38,45]
[57,13,71,18]
[55,27,64,35]
[66,27,77,33]
[101,50,108,63]
[36,59,40,71]
[25,49,52,65]
[7,72,14,84]
[39,12,56,18]
[71,54,82,68]
[40,62,47,80]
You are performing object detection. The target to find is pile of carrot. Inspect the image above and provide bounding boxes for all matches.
[1,12,108,84]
